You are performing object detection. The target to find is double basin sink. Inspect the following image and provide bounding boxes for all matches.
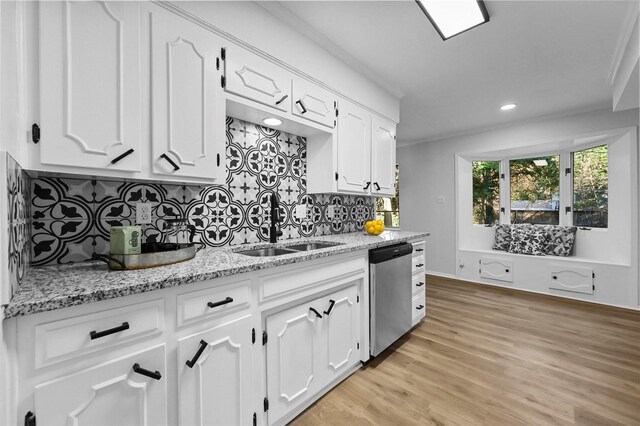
[235,241,343,257]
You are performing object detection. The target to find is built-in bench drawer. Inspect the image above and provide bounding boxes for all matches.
[176,279,251,327]
[412,291,425,326]
[412,273,425,297]
[35,299,164,368]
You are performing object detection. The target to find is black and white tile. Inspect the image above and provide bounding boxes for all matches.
[29,117,376,266]
[6,153,30,298]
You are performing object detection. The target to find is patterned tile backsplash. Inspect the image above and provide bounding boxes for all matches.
[5,153,30,298]
[30,117,375,266]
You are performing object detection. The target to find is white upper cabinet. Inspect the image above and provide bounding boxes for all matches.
[150,9,225,181]
[371,116,397,197]
[39,1,142,172]
[224,45,292,113]
[336,99,372,194]
[291,78,336,128]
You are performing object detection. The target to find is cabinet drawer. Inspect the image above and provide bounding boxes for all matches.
[411,255,425,275]
[412,291,426,326]
[35,299,164,368]
[412,273,426,297]
[291,78,336,128]
[411,241,425,257]
[176,279,251,326]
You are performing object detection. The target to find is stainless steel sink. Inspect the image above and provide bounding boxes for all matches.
[284,242,344,251]
[235,247,298,257]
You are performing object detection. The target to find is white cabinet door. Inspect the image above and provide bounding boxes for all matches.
[39,1,141,172]
[177,315,253,426]
[291,78,336,128]
[224,45,291,113]
[480,257,514,282]
[549,264,594,294]
[320,285,360,383]
[150,10,225,181]
[371,116,396,197]
[34,344,167,426]
[336,100,371,194]
[266,300,322,425]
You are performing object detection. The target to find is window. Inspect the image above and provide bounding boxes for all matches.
[573,145,608,228]
[472,161,500,225]
[510,156,560,224]
[376,165,399,227]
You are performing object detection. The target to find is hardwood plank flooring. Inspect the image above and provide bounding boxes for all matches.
[291,275,640,426]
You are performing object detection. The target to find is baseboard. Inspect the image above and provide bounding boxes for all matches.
[425,270,456,279]
[428,274,640,313]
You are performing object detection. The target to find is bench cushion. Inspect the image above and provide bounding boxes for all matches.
[508,226,548,255]
[545,226,577,256]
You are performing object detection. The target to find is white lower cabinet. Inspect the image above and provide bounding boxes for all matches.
[34,344,167,426]
[480,256,514,283]
[265,283,360,425]
[177,315,253,426]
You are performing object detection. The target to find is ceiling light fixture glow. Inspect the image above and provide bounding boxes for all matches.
[416,0,489,40]
[500,103,517,111]
[262,118,282,127]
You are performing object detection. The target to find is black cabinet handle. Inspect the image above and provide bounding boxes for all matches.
[416,282,425,287]
[324,299,336,316]
[309,307,322,318]
[111,148,134,165]
[275,94,288,105]
[296,100,307,114]
[505,269,510,273]
[552,275,558,280]
[90,321,129,340]
[374,182,381,191]
[416,305,424,310]
[416,264,424,268]
[207,297,233,309]
[132,363,162,380]
[160,153,180,171]
[363,181,371,190]
[416,248,424,252]
[186,339,208,368]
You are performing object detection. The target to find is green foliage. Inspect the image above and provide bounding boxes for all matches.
[376,165,400,227]
[472,161,500,224]
[510,156,560,202]
[573,145,608,227]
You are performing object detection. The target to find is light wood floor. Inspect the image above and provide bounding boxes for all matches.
[291,275,640,426]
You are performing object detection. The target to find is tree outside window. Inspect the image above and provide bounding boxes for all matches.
[472,161,500,225]
[573,145,607,228]
[510,156,560,224]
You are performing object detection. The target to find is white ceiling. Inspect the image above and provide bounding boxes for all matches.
[267,1,632,144]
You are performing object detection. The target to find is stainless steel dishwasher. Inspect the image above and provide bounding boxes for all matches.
[369,242,413,357]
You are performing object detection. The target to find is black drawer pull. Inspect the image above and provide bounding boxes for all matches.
[160,153,180,171]
[324,299,336,316]
[275,94,288,105]
[90,321,129,340]
[363,181,371,190]
[132,363,162,380]
[374,182,381,191]
[207,297,233,309]
[552,275,558,280]
[416,282,425,287]
[296,99,307,114]
[416,305,425,310]
[186,339,208,368]
[505,269,510,273]
[416,263,424,268]
[111,148,134,165]
[309,307,322,318]
[415,248,424,252]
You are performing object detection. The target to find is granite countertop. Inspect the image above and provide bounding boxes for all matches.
[4,230,429,319]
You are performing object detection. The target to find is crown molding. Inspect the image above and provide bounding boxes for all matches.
[256,1,404,99]
[607,1,639,85]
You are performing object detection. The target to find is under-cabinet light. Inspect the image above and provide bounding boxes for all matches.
[416,0,490,40]
[262,118,282,127]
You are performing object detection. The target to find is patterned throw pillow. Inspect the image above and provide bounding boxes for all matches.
[493,224,512,251]
[545,226,577,256]
[508,226,548,255]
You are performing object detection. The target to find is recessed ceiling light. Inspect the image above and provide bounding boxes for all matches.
[500,103,517,111]
[262,118,282,127]
[416,0,490,40]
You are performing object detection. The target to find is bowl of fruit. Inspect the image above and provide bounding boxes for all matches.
[365,219,385,236]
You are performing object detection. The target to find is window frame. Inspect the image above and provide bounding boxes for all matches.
[470,143,609,229]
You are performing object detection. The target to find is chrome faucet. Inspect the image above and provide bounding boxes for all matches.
[269,191,283,243]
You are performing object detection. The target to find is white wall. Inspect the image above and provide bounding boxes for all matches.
[398,107,639,278]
